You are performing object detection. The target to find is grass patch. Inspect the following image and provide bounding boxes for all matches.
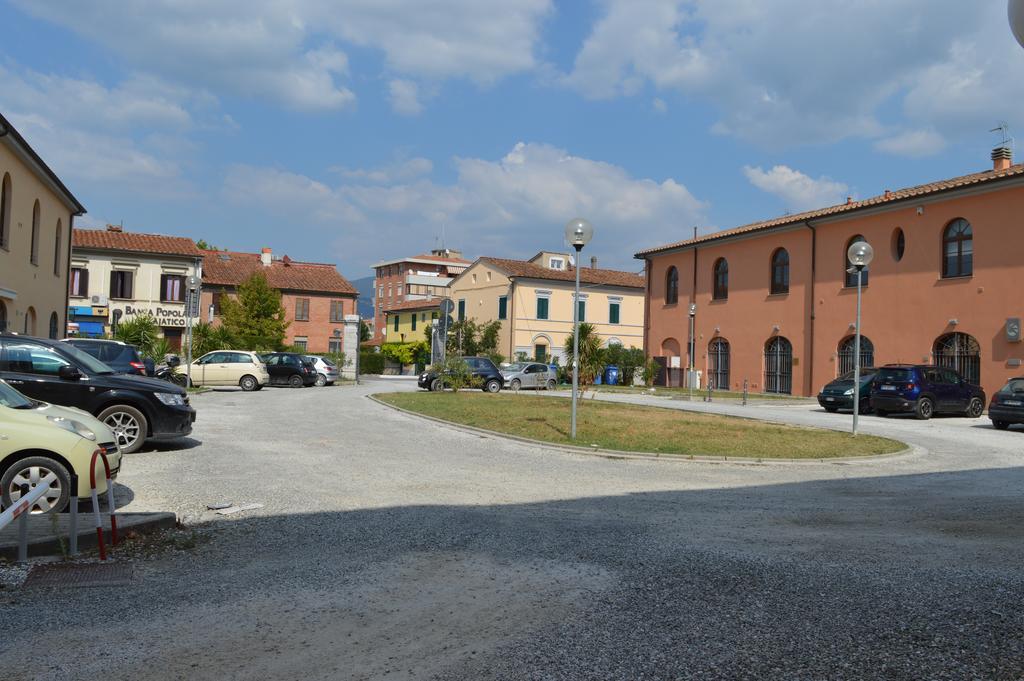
[376,392,904,459]
[557,384,810,401]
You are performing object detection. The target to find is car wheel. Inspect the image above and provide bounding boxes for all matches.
[510,378,521,391]
[858,400,872,415]
[239,375,259,392]
[965,397,984,418]
[546,379,556,390]
[288,374,304,388]
[99,404,148,454]
[430,378,443,392]
[993,420,1010,430]
[915,397,934,420]
[315,373,327,387]
[1,456,71,514]
[171,373,189,388]
[484,379,501,393]
[824,407,839,413]
[875,409,888,417]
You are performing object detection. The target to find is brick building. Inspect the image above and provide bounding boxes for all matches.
[370,248,470,342]
[637,147,1024,400]
[201,247,358,353]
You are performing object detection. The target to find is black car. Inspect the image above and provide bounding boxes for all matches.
[62,338,155,376]
[989,377,1024,430]
[870,364,985,420]
[817,368,877,414]
[261,352,318,387]
[418,356,504,393]
[0,332,195,453]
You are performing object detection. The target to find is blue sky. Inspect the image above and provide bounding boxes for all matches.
[1,1,1021,279]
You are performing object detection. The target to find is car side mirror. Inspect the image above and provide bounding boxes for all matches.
[58,365,83,380]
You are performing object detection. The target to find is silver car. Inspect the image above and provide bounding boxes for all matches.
[305,356,340,386]
[500,362,557,391]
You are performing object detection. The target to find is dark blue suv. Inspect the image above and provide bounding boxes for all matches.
[870,364,985,420]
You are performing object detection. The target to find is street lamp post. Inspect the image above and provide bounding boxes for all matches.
[847,240,874,436]
[565,218,594,440]
[688,303,696,400]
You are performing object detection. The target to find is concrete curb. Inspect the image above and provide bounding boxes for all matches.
[0,511,178,561]
[367,394,922,466]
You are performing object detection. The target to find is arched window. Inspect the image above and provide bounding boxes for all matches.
[770,248,789,294]
[933,332,980,385]
[0,300,7,331]
[942,218,972,278]
[48,311,59,339]
[713,258,728,300]
[30,200,41,265]
[837,335,874,375]
[764,336,793,394]
[0,173,10,249]
[665,266,679,304]
[54,219,63,276]
[844,235,869,287]
[24,306,36,335]
[709,338,730,390]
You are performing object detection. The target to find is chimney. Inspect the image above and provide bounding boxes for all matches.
[846,196,854,205]
[260,247,272,266]
[590,256,598,269]
[106,224,122,232]
[992,146,1013,171]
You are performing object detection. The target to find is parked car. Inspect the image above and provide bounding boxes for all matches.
[304,355,340,386]
[0,379,122,513]
[988,377,1024,430]
[500,362,557,391]
[186,350,269,391]
[418,357,504,393]
[817,368,877,413]
[62,338,154,376]
[261,352,317,387]
[870,364,985,420]
[0,332,195,454]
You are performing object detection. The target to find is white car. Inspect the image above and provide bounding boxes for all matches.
[304,356,340,386]
[185,350,270,391]
[0,379,122,514]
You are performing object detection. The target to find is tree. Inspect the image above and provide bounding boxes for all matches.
[218,272,290,351]
[113,313,160,358]
[191,321,237,357]
[446,319,501,358]
[359,320,372,343]
[562,322,603,386]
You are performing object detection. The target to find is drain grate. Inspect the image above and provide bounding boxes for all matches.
[23,562,134,589]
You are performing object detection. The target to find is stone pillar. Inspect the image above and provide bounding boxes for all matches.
[342,314,360,381]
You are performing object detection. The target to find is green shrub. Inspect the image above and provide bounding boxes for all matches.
[359,351,385,375]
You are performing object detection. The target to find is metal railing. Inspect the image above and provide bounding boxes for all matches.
[0,472,58,562]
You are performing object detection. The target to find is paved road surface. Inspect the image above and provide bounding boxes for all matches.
[1,378,1022,680]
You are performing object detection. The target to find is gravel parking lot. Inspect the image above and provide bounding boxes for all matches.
[2,378,1023,680]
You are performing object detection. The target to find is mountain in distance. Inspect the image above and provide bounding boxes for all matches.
[350,275,375,319]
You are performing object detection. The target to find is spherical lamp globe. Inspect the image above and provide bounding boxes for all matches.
[1012,0,1024,49]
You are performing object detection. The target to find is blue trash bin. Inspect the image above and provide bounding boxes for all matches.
[594,369,603,385]
[605,365,620,385]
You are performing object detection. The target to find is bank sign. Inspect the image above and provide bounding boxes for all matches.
[115,303,198,327]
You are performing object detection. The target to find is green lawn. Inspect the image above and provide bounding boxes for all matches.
[374,392,903,459]
[556,384,811,401]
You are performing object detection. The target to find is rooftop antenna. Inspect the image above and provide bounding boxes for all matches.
[991,121,1014,150]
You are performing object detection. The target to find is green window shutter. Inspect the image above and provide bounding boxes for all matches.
[393,314,399,332]
[411,314,417,331]
[537,297,548,320]
[609,303,620,324]
[578,300,586,323]
[458,299,466,321]
[498,296,507,320]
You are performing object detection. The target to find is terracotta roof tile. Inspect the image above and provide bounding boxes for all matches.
[383,299,445,313]
[479,257,644,288]
[635,163,1024,257]
[411,254,472,264]
[201,250,358,295]
[73,229,204,257]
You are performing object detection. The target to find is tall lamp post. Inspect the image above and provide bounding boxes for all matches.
[688,303,696,400]
[565,217,594,440]
[1011,0,1024,49]
[847,240,874,436]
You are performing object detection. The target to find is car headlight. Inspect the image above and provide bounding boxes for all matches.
[47,415,97,441]
[154,392,185,406]
[843,388,855,396]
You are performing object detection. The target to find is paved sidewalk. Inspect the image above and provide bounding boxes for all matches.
[0,510,176,560]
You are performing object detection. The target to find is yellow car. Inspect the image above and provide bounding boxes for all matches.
[0,379,122,514]
[185,350,270,391]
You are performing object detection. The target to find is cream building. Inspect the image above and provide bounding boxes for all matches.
[70,226,204,348]
[448,252,645,362]
[0,112,86,336]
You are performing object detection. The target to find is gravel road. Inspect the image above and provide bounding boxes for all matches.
[1,378,1023,680]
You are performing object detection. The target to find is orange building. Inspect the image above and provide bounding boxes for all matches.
[370,248,470,343]
[637,147,1024,400]
[201,247,358,353]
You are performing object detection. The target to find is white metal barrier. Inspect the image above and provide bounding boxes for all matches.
[0,471,58,562]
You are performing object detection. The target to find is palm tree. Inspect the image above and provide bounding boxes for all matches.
[563,322,603,387]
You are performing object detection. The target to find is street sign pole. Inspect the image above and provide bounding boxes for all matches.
[185,275,200,387]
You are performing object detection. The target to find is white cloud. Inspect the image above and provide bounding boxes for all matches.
[330,158,434,184]
[223,142,707,272]
[874,129,946,158]
[11,0,553,111]
[743,165,848,212]
[388,80,424,116]
[652,98,668,114]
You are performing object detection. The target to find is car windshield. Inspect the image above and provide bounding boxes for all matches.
[877,367,913,381]
[1001,378,1024,393]
[504,363,526,372]
[836,370,875,381]
[320,357,335,367]
[56,342,115,374]
[0,381,35,409]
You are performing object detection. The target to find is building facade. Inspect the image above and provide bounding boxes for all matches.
[448,252,645,363]
[200,247,358,353]
[637,148,1024,400]
[70,226,204,346]
[0,112,85,337]
[382,299,440,344]
[370,248,470,343]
